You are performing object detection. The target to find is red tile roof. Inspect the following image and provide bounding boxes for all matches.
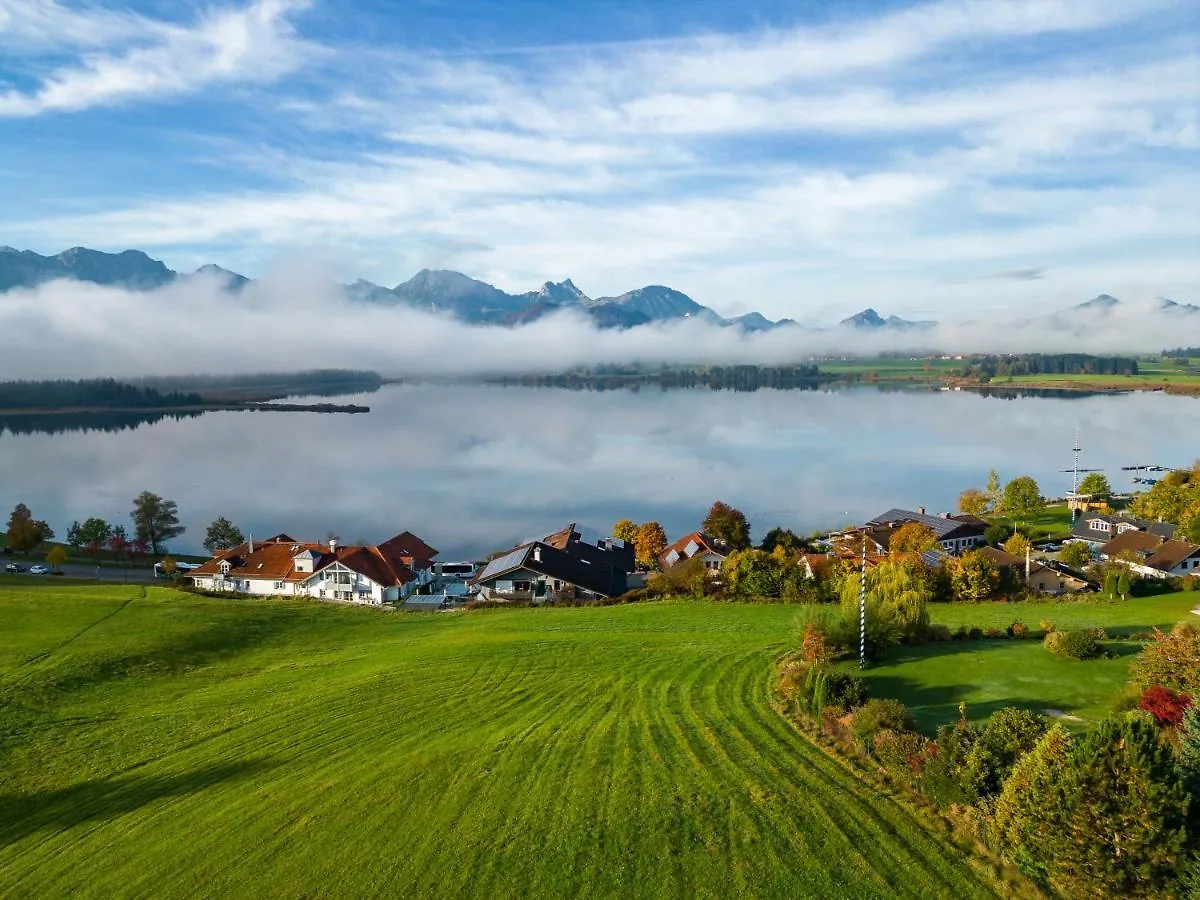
[660,531,731,568]
[189,533,422,587]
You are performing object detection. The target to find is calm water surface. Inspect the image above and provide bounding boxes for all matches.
[1,385,1196,558]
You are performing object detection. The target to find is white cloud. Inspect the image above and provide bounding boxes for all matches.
[0,0,315,116]
[0,275,1195,386]
[1,0,1196,318]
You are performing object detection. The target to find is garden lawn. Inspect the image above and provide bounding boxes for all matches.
[986,502,1072,539]
[846,592,1199,734]
[0,584,1000,900]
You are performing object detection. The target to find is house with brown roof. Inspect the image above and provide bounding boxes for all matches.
[660,531,732,574]
[1138,540,1200,579]
[1098,529,1165,561]
[189,532,438,605]
[976,546,1091,596]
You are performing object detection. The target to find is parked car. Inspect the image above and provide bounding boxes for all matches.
[29,564,49,575]
[5,562,26,573]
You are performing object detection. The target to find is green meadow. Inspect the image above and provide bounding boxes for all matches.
[1,583,1004,899]
[846,592,1198,733]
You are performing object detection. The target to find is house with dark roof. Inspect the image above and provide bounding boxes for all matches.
[660,531,731,574]
[863,509,987,555]
[188,532,438,605]
[1070,513,1175,549]
[472,524,635,602]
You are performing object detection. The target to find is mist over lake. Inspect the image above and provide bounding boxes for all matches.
[1,384,1196,559]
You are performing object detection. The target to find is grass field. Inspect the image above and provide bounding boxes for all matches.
[987,502,1073,539]
[0,584,1008,899]
[844,592,1199,733]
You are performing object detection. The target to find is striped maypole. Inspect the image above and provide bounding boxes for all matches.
[859,535,868,669]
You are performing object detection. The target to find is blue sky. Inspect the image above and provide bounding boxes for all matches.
[0,0,1196,320]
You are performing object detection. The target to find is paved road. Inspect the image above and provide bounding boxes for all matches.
[2,562,160,583]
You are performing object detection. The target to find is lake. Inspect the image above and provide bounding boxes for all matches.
[1,384,1196,558]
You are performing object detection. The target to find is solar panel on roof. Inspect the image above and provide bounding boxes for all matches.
[475,545,530,582]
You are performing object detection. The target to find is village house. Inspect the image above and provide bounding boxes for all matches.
[472,524,635,602]
[976,546,1091,595]
[188,531,438,606]
[863,508,988,555]
[1070,512,1175,550]
[659,531,731,574]
[1098,529,1165,561]
[1112,540,1200,580]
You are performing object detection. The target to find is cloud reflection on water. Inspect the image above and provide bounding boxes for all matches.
[0,384,1195,558]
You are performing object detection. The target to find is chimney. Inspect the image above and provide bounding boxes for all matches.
[329,538,337,553]
[533,546,542,563]
[248,533,254,554]
[1025,544,1032,582]
[916,507,926,516]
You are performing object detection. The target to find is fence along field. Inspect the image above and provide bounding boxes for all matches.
[0,584,1000,899]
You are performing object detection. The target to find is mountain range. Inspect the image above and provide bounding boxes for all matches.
[2,246,1197,333]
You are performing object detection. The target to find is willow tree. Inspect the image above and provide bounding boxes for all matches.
[839,557,931,651]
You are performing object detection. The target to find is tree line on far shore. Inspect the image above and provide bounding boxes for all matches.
[0,378,203,410]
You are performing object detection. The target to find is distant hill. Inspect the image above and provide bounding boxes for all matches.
[839,307,936,330]
[0,246,175,292]
[1,246,1194,336]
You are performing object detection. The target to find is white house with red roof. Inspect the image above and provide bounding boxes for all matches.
[659,531,732,573]
[189,532,438,605]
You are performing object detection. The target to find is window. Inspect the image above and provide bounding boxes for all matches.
[274,581,284,590]
[513,580,532,593]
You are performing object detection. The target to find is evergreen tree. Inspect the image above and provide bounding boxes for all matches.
[1049,718,1192,898]
[993,725,1073,884]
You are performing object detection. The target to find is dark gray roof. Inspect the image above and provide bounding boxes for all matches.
[1070,513,1171,542]
[472,536,632,598]
[866,509,987,540]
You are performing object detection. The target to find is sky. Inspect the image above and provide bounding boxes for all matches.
[0,0,1197,322]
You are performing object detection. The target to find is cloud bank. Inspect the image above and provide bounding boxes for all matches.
[0,276,1193,381]
[1,0,1196,321]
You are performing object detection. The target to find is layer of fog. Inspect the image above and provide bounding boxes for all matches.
[0,273,1195,381]
[2,384,1195,558]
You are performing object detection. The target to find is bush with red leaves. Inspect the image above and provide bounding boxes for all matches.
[1138,685,1195,727]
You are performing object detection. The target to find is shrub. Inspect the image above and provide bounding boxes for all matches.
[1129,623,1200,693]
[960,707,1048,800]
[1044,629,1100,660]
[984,626,1002,639]
[984,523,1014,546]
[951,625,969,641]
[1039,619,1055,635]
[1058,541,1092,569]
[872,729,929,776]
[800,622,835,664]
[967,626,983,641]
[789,663,867,717]
[920,719,981,806]
[851,698,914,748]
[1008,621,1028,639]
[1138,685,1194,728]
[824,669,867,711]
[926,623,951,642]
